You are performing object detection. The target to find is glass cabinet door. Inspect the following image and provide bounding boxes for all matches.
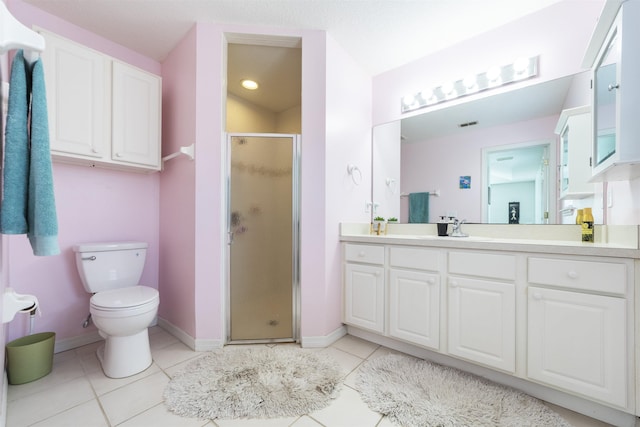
[593,25,619,167]
[560,126,569,194]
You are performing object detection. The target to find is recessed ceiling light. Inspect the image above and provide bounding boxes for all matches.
[241,79,259,90]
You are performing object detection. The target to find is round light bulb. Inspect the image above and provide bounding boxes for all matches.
[241,79,259,90]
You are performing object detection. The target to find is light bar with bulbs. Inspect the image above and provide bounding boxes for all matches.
[400,56,538,113]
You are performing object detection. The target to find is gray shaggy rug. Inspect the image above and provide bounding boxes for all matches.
[164,347,342,420]
[356,354,571,427]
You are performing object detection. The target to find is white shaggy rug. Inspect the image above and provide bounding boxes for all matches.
[164,347,342,420]
[356,354,571,427]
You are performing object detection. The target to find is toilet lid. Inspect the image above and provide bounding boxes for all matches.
[91,286,159,309]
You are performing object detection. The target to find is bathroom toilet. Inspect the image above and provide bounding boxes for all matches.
[73,242,159,378]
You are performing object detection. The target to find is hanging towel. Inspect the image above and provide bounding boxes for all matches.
[408,192,430,223]
[1,50,30,235]
[27,56,60,256]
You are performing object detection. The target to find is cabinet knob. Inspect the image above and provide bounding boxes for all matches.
[116,152,124,158]
[608,83,620,91]
[358,251,365,257]
[427,277,436,285]
[91,148,99,154]
[532,292,543,300]
[567,271,578,279]
[449,280,458,288]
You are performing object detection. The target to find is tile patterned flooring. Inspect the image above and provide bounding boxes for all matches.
[6,327,612,426]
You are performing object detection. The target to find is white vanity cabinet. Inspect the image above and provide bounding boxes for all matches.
[527,256,629,407]
[447,251,517,372]
[343,244,385,333]
[555,106,593,199]
[388,247,441,350]
[40,29,161,172]
[589,1,640,181]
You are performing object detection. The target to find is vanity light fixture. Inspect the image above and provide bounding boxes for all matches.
[401,55,538,113]
[241,79,259,90]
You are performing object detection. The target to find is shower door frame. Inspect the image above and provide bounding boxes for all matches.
[224,132,301,344]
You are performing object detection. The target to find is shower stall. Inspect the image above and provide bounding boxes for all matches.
[226,133,300,343]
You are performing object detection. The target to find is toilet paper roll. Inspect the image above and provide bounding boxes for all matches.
[2,288,40,324]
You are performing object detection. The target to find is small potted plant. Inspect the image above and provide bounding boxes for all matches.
[373,216,386,225]
[387,217,398,223]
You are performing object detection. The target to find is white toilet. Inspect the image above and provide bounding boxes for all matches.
[73,242,159,378]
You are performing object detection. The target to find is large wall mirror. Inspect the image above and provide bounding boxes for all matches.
[372,71,602,225]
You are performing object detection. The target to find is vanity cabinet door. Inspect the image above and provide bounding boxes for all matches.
[389,269,440,350]
[527,286,626,407]
[344,263,384,333]
[447,276,516,372]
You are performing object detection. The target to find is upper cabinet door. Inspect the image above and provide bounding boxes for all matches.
[590,1,640,181]
[42,30,109,159]
[111,61,161,169]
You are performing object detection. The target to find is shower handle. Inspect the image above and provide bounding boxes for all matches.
[228,231,234,245]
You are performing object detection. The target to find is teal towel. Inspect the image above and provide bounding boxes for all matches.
[27,57,60,256]
[1,50,30,234]
[408,192,430,223]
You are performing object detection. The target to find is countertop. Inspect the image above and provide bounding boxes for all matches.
[340,223,640,259]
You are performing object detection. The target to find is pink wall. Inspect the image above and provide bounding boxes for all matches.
[159,22,371,344]
[4,1,162,344]
[158,27,198,336]
[372,1,605,126]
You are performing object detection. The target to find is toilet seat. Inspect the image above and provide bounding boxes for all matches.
[91,286,159,311]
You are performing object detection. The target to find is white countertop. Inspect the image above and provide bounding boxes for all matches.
[340,223,640,258]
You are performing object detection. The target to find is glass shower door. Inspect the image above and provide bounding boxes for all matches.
[227,134,300,342]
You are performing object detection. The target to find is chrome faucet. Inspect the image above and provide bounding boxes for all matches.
[450,218,468,237]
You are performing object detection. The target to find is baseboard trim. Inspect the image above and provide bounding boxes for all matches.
[53,331,102,353]
[300,325,347,348]
[156,317,223,352]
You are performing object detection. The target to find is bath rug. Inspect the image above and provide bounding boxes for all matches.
[164,346,342,420]
[356,354,571,427]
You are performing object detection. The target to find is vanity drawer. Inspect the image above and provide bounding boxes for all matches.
[528,257,626,295]
[390,247,439,271]
[448,251,516,281]
[344,244,385,265]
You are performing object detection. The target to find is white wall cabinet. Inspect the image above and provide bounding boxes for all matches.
[527,256,629,408]
[388,247,441,350]
[588,1,640,181]
[343,244,385,333]
[555,106,593,199]
[40,29,161,172]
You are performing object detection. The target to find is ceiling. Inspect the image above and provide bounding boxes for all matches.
[23,0,564,77]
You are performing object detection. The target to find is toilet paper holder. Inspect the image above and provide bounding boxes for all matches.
[2,288,39,324]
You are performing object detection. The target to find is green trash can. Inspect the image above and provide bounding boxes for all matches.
[6,332,55,385]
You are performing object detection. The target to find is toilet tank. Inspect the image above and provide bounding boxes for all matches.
[73,242,148,293]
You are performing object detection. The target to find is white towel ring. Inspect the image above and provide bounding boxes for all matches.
[347,164,362,185]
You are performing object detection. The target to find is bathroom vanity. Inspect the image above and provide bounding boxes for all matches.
[341,223,640,426]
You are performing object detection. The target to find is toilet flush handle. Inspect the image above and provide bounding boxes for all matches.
[82,256,97,261]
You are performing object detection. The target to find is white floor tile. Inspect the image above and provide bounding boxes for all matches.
[309,385,382,427]
[151,340,203,370]
[119,402,210,427]
[331,335,379,359]
[5,329,617,427]
[87,361,161,396]
[30,399,109,427]
[7,377,95,426]
[317,346,365,378]
[290,415,324,426]
[99,371,169,425]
